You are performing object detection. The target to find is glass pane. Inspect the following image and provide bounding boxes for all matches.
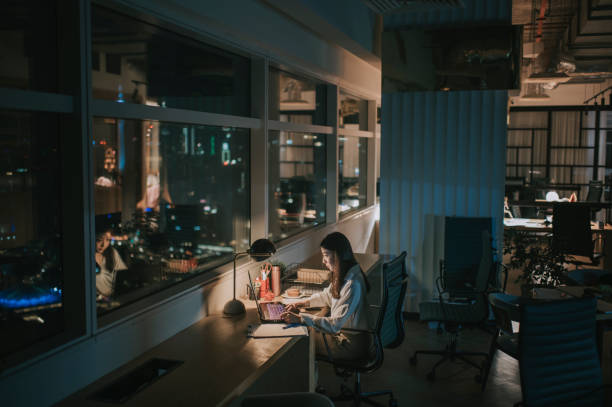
[506,149,515,165]
[573,167,593,185]
[0,1,59,92]
[0,111,64,358]
[92,6,250,116]
[551,112,580,147]
[507,130,531,147]
[532,130,547,165]
[508,111,548,129]
[580,129,596,147]
[268,131,326,242]
[339,91,368,130]
[517,149,531,165]
[93,118,250,315]
[339,136,368,214]
[550,167,571,185]
[268,68,326,126]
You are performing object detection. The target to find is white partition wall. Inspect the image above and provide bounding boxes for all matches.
[379,90,507,311]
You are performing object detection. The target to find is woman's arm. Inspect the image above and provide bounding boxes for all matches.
[300,279,362,334]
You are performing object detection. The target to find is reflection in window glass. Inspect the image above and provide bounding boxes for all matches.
[92,6,250,116]
[268,131,326,242]
[268,68,327,126]
[0,111,64,358]
[339,91,368,130]
[375,137,380,203]
[0,1,59,92]
[93,118,250,315]
[339,136,368,214]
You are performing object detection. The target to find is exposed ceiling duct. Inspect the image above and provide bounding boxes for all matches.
[516,0,612,99]
[362,0,464,14]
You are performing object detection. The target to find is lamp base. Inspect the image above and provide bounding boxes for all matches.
[223,298,246,316]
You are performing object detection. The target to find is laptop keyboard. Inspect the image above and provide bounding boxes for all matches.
[266,303,285,320]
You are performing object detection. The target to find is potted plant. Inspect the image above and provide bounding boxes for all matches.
[503,229,571,296]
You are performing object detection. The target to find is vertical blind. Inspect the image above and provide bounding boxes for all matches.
[380,90,507,311]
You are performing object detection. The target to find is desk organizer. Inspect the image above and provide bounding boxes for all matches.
[281,266,330,296]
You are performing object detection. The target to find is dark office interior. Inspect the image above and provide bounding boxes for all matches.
[2,0,612,406]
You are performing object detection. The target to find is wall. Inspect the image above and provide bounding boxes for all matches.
[379,90,507,311]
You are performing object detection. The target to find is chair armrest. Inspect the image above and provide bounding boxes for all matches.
[339,327,376,335]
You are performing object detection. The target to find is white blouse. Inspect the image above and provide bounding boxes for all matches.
[300,264,370,334]
[95,248,128,297]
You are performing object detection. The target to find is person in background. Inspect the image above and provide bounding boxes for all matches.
[95,228,128,299]
[281,231,372,361]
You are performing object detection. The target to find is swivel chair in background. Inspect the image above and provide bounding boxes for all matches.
[552,203,611,285]
[410,219,494,384]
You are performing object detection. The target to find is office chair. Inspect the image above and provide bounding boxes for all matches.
[240,392,334,407]
[319,251,407,407]
[410,224,494,383]
[586,180,603,202]
[481,293,520,391]
[552,203,611,285]
[516,297,603,407]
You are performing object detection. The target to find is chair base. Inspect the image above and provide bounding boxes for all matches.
[330,372,397,407]
[410,337,489,384]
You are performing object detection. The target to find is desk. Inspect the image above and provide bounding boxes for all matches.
[58,307,311,407]
[508,200,612,210]
[504,217,612,233]
[59,253,385,407]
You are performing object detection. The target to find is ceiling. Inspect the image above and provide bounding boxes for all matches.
[515,0,612,102]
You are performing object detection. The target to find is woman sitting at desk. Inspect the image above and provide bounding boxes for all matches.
[95,228,128,299]
[281,232,371,360]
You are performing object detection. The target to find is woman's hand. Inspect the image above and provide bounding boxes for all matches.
[95,252,104,267]
[280,310,301,324]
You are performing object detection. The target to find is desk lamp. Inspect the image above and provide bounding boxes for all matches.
[223,238,276,316]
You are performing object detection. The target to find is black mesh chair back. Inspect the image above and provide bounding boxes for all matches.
[519,297,602,407]
[586,180,603,202]
[379,252,407,349]
[552,203,593,258]
[442,217,492,294]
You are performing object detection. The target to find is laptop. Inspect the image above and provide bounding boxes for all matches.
[248,273,286,323]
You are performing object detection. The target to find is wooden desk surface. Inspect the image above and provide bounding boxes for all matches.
[504,218,612,233]
[58,307,308,407]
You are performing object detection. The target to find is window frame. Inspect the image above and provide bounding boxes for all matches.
[0,0,381,369]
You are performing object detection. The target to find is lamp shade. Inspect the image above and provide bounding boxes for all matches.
[248,238,276,261]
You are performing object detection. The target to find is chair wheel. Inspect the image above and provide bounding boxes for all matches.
[389,398,398,407]
[427,371,435,381]
[409,356,417,365]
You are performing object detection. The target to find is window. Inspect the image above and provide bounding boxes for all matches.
[92,6,251,116]
[268,68,327,125]
[93,118,250,315]
[0,110,65,359]
[0,1,60,92]
[268,131,326,242]
[339,91,368,131]
[507,110,609,200]
[339,136,368,214]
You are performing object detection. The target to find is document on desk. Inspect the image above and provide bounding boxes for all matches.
[247,323,308,338]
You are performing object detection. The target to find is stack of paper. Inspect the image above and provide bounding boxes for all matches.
[247,323,308,338]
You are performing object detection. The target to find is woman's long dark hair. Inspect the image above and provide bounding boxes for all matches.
[320,232,370,298]
[96,231,115,271]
